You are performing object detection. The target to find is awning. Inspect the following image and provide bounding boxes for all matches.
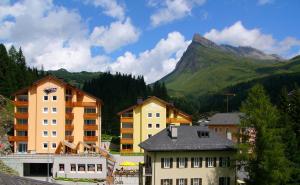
[119,161,139,166]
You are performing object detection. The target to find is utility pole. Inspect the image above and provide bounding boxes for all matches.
[224,93,236,112]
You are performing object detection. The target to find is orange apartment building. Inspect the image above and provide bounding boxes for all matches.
[9,75,103,154]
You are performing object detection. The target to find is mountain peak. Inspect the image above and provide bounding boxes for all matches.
[192,33,220,49]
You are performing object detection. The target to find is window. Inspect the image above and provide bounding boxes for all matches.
[17,107,28,113]
[206,157,216,168]
[87,164,95,172]
[84,108,96,113]
[156,113,160,117]
[122,133,133,139]
[65,131,72,136]
[177,179,187,185]
[219,157,230,167]
[43,96,48,101]
[42,119,48,125]
[84,131,96,136]
[78,164,85,172]
[148,113,152,117]
[198,131,209,138]
[52,119,57,125]
[161,158,172,169]
[52,107,57,113]
[17,119,28,124]
[219,177,230,185]
[177,158,187,168]
[65,119,72,124]
[43,107,48,113]
[18,143,27,153]
[148,134,152,138]
[191,178,202,185]
[43,131,48,137]
[17,131,27,136]
[43,143,48,149]
[59,164,64,172]
[52,96,57,101]
[52,143,56,149]
[215,128,218,132]
[96,164,102,172]
[161,179,172,185]
[65,107,72,113]
[156,123,160,128]
[84,119,96,125]
[52,131,57,137]
[191,157,202,168]
[148,123,152,128]
[71,164,76,172]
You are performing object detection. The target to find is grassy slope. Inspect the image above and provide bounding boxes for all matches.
[162,42,299,97]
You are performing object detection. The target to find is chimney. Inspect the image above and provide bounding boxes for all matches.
[137,97,143,104]
[168,125,178,139]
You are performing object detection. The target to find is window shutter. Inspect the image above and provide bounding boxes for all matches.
[227,157,230,167]
[213,157,217,167]
[176,179,179,185]
[200,178,202,185]
[185,158,188,168]
[205,157,208,167]
[161,179,164,185]
[176,158,179,168]
[191,178,194,185]
[170,158,173,168]
[161,158,164,168]
[200,158,203,167]
[191,158,194,168]
[184,179,187,185]
[219,157,223,167]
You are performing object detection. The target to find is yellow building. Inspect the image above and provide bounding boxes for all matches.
[118,96,192,153]
[9,75,103,154]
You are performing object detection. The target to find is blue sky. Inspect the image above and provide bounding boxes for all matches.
[0,0,299,83]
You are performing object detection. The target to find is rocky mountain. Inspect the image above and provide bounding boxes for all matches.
[159,33,300,97]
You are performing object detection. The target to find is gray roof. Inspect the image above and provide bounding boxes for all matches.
[139,126,235,152]
[0,172,59,185]
[206,113,244,125]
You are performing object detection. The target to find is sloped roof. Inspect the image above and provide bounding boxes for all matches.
[139,126,235,152]
[0,172,59,185]
[206,112,244,126]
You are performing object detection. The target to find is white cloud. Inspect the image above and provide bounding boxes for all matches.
[86,0,125,21]
[204,21,300,57]
[109,32,191,83]
[258,0,273,5]
[149,0,206,27]
[90,18,140,53]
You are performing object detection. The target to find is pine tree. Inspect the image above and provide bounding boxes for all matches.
[239,84,290,185]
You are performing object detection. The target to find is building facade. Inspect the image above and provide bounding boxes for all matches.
[9,75,103,154]
[118,96,192,153]
[139,126,236,185]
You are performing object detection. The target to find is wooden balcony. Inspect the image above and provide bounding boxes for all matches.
[13,101,28,106]
[121,128,133,133]
[14,113,28,119]
[8,136,28,142]
[65,113,74,120]
[14,124,28,130]
[65,135,74,142]
[66,102,97,107]
[120,138,133,144]
[121,117,133,123]
[83,113,99,119]
[166,118,191,124]
[120,149,133,153]
[83,136,98,142]
[83,124,98,130]
[65,124,74,130]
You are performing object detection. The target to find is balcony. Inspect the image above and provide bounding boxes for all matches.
[8,136,28,142]
[65,135,74,142]
[13,101,28,106]
[120,149,133,153]
[121,128,133,133]
[83,136,98,142]
[14,124,28,130]
[83,113,99,119]
[121,117,133,123]
[66,102,97,107]
[65,124,74,130]
[14,113,28,119]
[83,124,98,130]
[120,138,133,144]
[65,113,74,120]
[166,118,191,124]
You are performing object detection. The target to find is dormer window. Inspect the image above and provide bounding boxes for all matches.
[198,131,209,138]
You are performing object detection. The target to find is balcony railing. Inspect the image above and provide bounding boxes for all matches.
[14,124,28,130]
[83,113,99,119]
[66,102,97,107]
[166,118,191,124]
[14,113,28,119]
[121,117,133,123]
[83,136,98,142]
[120,149,133,153]
[83,124,98,130]
[65,135,74,142]
[13,101,28,106]
[65,124,74,130]
[8,136,28,142]
[121,128,133,133]
[65,113,74,120]
[120,138,133,144]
